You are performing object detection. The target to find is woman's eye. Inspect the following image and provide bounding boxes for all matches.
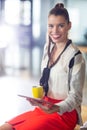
[48,24,53,28]
[58,24,64,28]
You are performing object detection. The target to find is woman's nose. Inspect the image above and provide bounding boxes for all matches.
[53,26,59,33]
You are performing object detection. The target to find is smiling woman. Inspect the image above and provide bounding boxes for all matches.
[48,15,71,44]
[0,3,85,130]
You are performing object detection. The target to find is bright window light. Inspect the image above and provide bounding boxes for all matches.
[0,24,15,48]
[33,0,40,21]
[23,1,31,25]
[33,0,40,38]
[32,47,40,76]
[4,0,20,25]
[33,23,40,39]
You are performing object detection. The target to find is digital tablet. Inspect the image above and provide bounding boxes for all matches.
[18,94,53,108]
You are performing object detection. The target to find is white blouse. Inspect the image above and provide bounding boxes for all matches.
[41,40,85,125]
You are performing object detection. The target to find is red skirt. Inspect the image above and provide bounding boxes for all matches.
[7,97,78,130]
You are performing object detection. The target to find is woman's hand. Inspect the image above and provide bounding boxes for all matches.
[40,104,60,114]
[26,98,59,114]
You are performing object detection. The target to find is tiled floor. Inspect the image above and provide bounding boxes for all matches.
[0,59,87,125]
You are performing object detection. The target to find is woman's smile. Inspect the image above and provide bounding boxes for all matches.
[51,34,61,41]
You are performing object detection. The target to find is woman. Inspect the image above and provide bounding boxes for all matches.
[0,3,85,130]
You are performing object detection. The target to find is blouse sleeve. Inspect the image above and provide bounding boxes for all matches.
[57,53,85,114]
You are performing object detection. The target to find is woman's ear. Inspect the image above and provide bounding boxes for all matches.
[68,21,72,30]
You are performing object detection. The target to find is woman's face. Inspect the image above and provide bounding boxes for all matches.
[48,15,71,44]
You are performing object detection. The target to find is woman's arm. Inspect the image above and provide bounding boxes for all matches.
[57,54,85,114]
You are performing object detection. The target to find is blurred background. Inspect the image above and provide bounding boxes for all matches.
[0,0,87,125]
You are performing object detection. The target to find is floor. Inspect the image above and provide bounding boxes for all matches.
[0,70,39,125]
[0,54,87,126]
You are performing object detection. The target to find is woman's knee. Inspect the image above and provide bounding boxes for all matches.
[0,123,13,130]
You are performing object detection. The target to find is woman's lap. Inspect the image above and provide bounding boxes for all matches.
[7,107,77,130]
